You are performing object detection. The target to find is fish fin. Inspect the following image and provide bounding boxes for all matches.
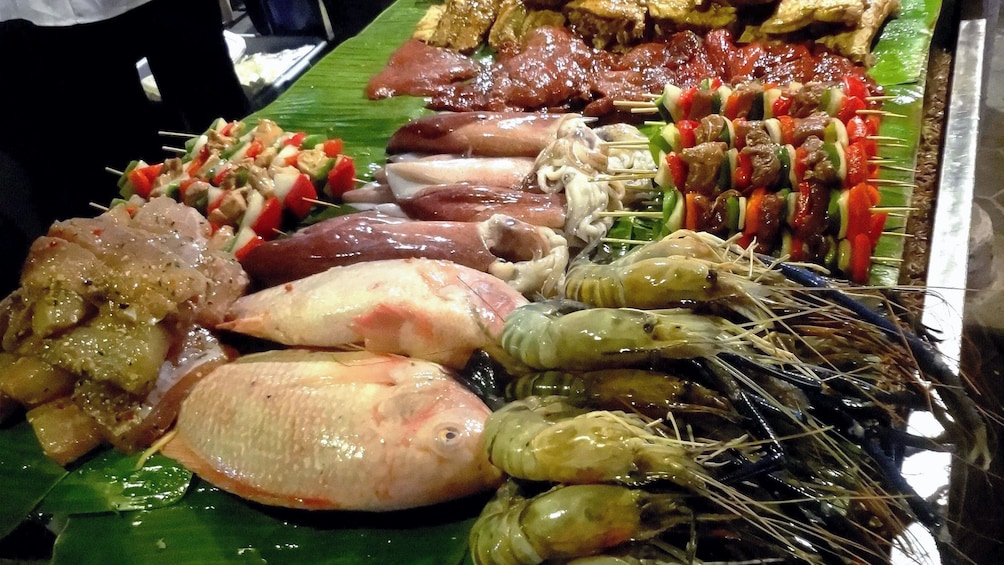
[351,302,426,352]
[162,434,337,510]
[215,316,267,337]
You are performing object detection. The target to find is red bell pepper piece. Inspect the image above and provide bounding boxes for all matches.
[777,116,796,146]
[794,146,809,183]
[849,233,872,284]
[837,95,867,124]
[251,197,283,239]
[743,187,766,239]
[284,131,307,147]
[684,192,700,231]
[325,155,357,198]
[127,168,154,198]
[733,151,752,190]
[245,139,265,160]
[234,233,265,261]
[772,93,793,118]
[842,75,870,100]
[676,120,697,149]
[844,143,871,187]
[284,174,318,218]
[678,87,697,120]
[844,182,877,243]
[323,138,345,158]
[665,153,687,190]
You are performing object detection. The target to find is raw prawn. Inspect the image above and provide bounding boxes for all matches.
[499,300,757,371]
[218,257,528,369]
[483,395,711,489]
[506,369,732,420]
[468,480,693,565]
[564,229,787,313]
[162,349,502,511]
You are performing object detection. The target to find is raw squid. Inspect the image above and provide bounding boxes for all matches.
[386,111,585,158]
[163,349,503,511]
[218,257,529,369]
[398,184,566,228]
[240,211,569,295]
[385,156,536,200]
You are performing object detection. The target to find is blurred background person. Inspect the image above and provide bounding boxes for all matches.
[0,0,250,294]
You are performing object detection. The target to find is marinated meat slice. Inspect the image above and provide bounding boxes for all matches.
[789,82,830,117]
[754,191,787,253]
[428,0,507,53]
[741,128,781,188]
[817,0,902,64]
[691,189,739,235]
[563,0,647,50]
[489,1,567,49]
[760,0,866,34]
[792,111,831,146]
[680,142,727,195]
[366,39,480,99]
[800,135,839,185]
[648,0,737,32]
[695,114,728,145]
[726,82,764,119]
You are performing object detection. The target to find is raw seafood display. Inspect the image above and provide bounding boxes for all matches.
[0,0,985,562]
[163,349,502,511]
[468,231,989,564]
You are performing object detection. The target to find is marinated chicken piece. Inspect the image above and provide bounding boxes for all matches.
[428,0,507,53]
[413,5,446,42]
[489,0,567,49]
[760,0,866,34]
[816,0,902,64]
[563,0,646,50]
[647,0,737,32]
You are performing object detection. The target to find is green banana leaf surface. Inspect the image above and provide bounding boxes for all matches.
[0,0,944,560]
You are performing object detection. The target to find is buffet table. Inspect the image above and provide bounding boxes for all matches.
[1,0,1002,562]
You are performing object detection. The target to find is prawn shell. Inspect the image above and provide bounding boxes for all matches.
[163,349,503,511]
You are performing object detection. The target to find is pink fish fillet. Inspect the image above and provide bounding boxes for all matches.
[217,257,529,369]
[162,349,503,511]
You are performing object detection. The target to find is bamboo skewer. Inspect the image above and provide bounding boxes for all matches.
[162,146,187,154]
[105,167,124,176]
[158,130,197,139]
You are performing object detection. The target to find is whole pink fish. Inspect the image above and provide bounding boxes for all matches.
[217,257,529,369]
[163,349,502,511]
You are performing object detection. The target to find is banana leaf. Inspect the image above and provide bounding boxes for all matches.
[0,0,945,559]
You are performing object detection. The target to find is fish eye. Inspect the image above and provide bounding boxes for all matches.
[436,424,463,446]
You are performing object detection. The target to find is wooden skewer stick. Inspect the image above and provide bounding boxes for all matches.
[878,231,914,238]
[613,100,657,109]
[601,140,650,148]
[598,173,658,182]
[870,256,904,265]
[859,110,907,119]
[630,107,661,115]
[105,166,124,176]
[158,130,197,138]
[871,206,918,213]
[89,202,111,212]
[873,163,918,173]
[162,145,187,154]
[302,197,337,207]
[873,141,910,149]
[866,95,896,101]
[598,210,663,218]
[869,178,918,188]
[867,135,906,142]
[601,237,649,245]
